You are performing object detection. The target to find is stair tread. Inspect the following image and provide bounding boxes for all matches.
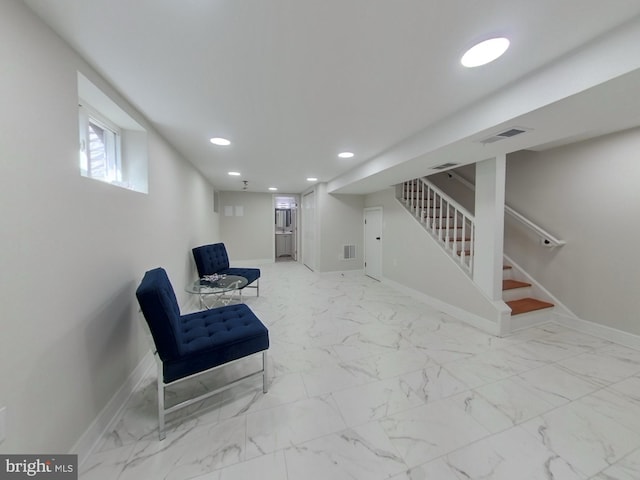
[503,279,531,290]
[506,297,554,315]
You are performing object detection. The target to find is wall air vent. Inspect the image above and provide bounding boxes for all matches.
[478,126,532,144]
[432,162,459,170]
[498,128,526,138]
[343,245,356,260]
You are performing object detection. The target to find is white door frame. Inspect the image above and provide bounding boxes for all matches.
[364,207,383,280]
[302,190,316,271]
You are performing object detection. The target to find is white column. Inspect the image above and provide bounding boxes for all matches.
[473,155,506,301]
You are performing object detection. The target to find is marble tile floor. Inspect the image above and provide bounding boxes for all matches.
[80,262,640,479]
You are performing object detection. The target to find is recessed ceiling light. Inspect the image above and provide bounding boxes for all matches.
[210,137,231,146]
[268,187,278,191]
[228,171,241,176]
[461,37,510,68]
[306,177,318,182]
[338,152,354,159]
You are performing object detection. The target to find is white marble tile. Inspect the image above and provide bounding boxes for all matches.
[331,324,414,362]
[516,364,601,406]
[503,336,588,363]
[540,330,613,351]
[97,374,226,452]
[388,458,461,480]
[443,349,532,389]
[522,401,640,477]
[445,391,514,434]
[284,421,407,480]
[346,347,436,381]
[380,399,490,468]
[556,352,640,388]
[578,378,640,433]
[400,365,469,403]
[301,362,373,397]
[592,447,640,480]
[217,372,307,421]
[268,344,339,375]
[245,395,346,459]
[610,375,640,400]
[118,415,247,480]
[409,333,489,364]
[332,375,427,427]
[79,444,134,480]
[596,343,640,365]
[190,451,288,480]
[443,426,586,480]
[473,377,556,426]
[83,262,640,479]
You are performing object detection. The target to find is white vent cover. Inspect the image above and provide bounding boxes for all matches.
[478,126,532,144]
[343,245,356,260]
[432,162,459,170]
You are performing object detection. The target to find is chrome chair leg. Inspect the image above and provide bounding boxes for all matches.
[262,351,268,393]
[157,361,166,440]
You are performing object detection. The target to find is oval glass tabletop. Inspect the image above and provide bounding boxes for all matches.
[185,275,248,294]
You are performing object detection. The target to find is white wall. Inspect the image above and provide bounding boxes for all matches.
[505,128,640,335]
[0,0,219,453]
[364,189,503,329]
[219,191,274,262]
[316,184,365,272]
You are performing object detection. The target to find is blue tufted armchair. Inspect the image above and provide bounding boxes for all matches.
[192,243,261,296]
[135,267,269,440]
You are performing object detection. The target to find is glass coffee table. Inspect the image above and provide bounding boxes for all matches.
[185,274,248,309]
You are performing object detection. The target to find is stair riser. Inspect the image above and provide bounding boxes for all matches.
[509,309,554,331]
[502,287,533,302]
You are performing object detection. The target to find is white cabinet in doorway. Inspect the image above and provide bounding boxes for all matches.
[276,233,293,257]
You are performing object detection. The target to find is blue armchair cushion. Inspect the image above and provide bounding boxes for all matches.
[192,243,260,286]
[136,268,269,383]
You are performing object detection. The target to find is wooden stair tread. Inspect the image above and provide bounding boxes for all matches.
[503,279,531,290]
[506,298,554,315]
[503,265,512,270]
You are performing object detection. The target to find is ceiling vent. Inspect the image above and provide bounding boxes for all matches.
[432,162,459,170]
[478,126,531,144]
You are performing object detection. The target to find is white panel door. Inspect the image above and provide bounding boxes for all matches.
[302,191,316,271]
[364,207,382,280]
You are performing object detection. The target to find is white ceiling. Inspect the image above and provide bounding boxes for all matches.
[23,0,640,194]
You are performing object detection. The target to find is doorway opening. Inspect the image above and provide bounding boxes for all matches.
[274,195,298,263]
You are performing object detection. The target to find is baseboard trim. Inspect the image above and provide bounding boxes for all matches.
[382,276,505,336]
[319,268,366,277]
[71,351,155,467]
[554,312,640,350]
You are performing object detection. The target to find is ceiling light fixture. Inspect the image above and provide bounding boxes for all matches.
[306,177,318,182]
[210,137,231,146]
[338,152,354,159]
[268,187,278,191]
[461,37,510,68]
[228,171,241,176]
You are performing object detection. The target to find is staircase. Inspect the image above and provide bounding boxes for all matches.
[502,265,554,323]
[399,177,555,324]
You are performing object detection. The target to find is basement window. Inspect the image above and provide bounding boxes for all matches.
[79,105,121,184]
[77,72,148,193]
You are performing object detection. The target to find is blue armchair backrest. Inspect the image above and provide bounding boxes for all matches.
[192,243,230,277]
[135,267,181,361]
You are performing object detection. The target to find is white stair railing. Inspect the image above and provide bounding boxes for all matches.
[400,177,475,276]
